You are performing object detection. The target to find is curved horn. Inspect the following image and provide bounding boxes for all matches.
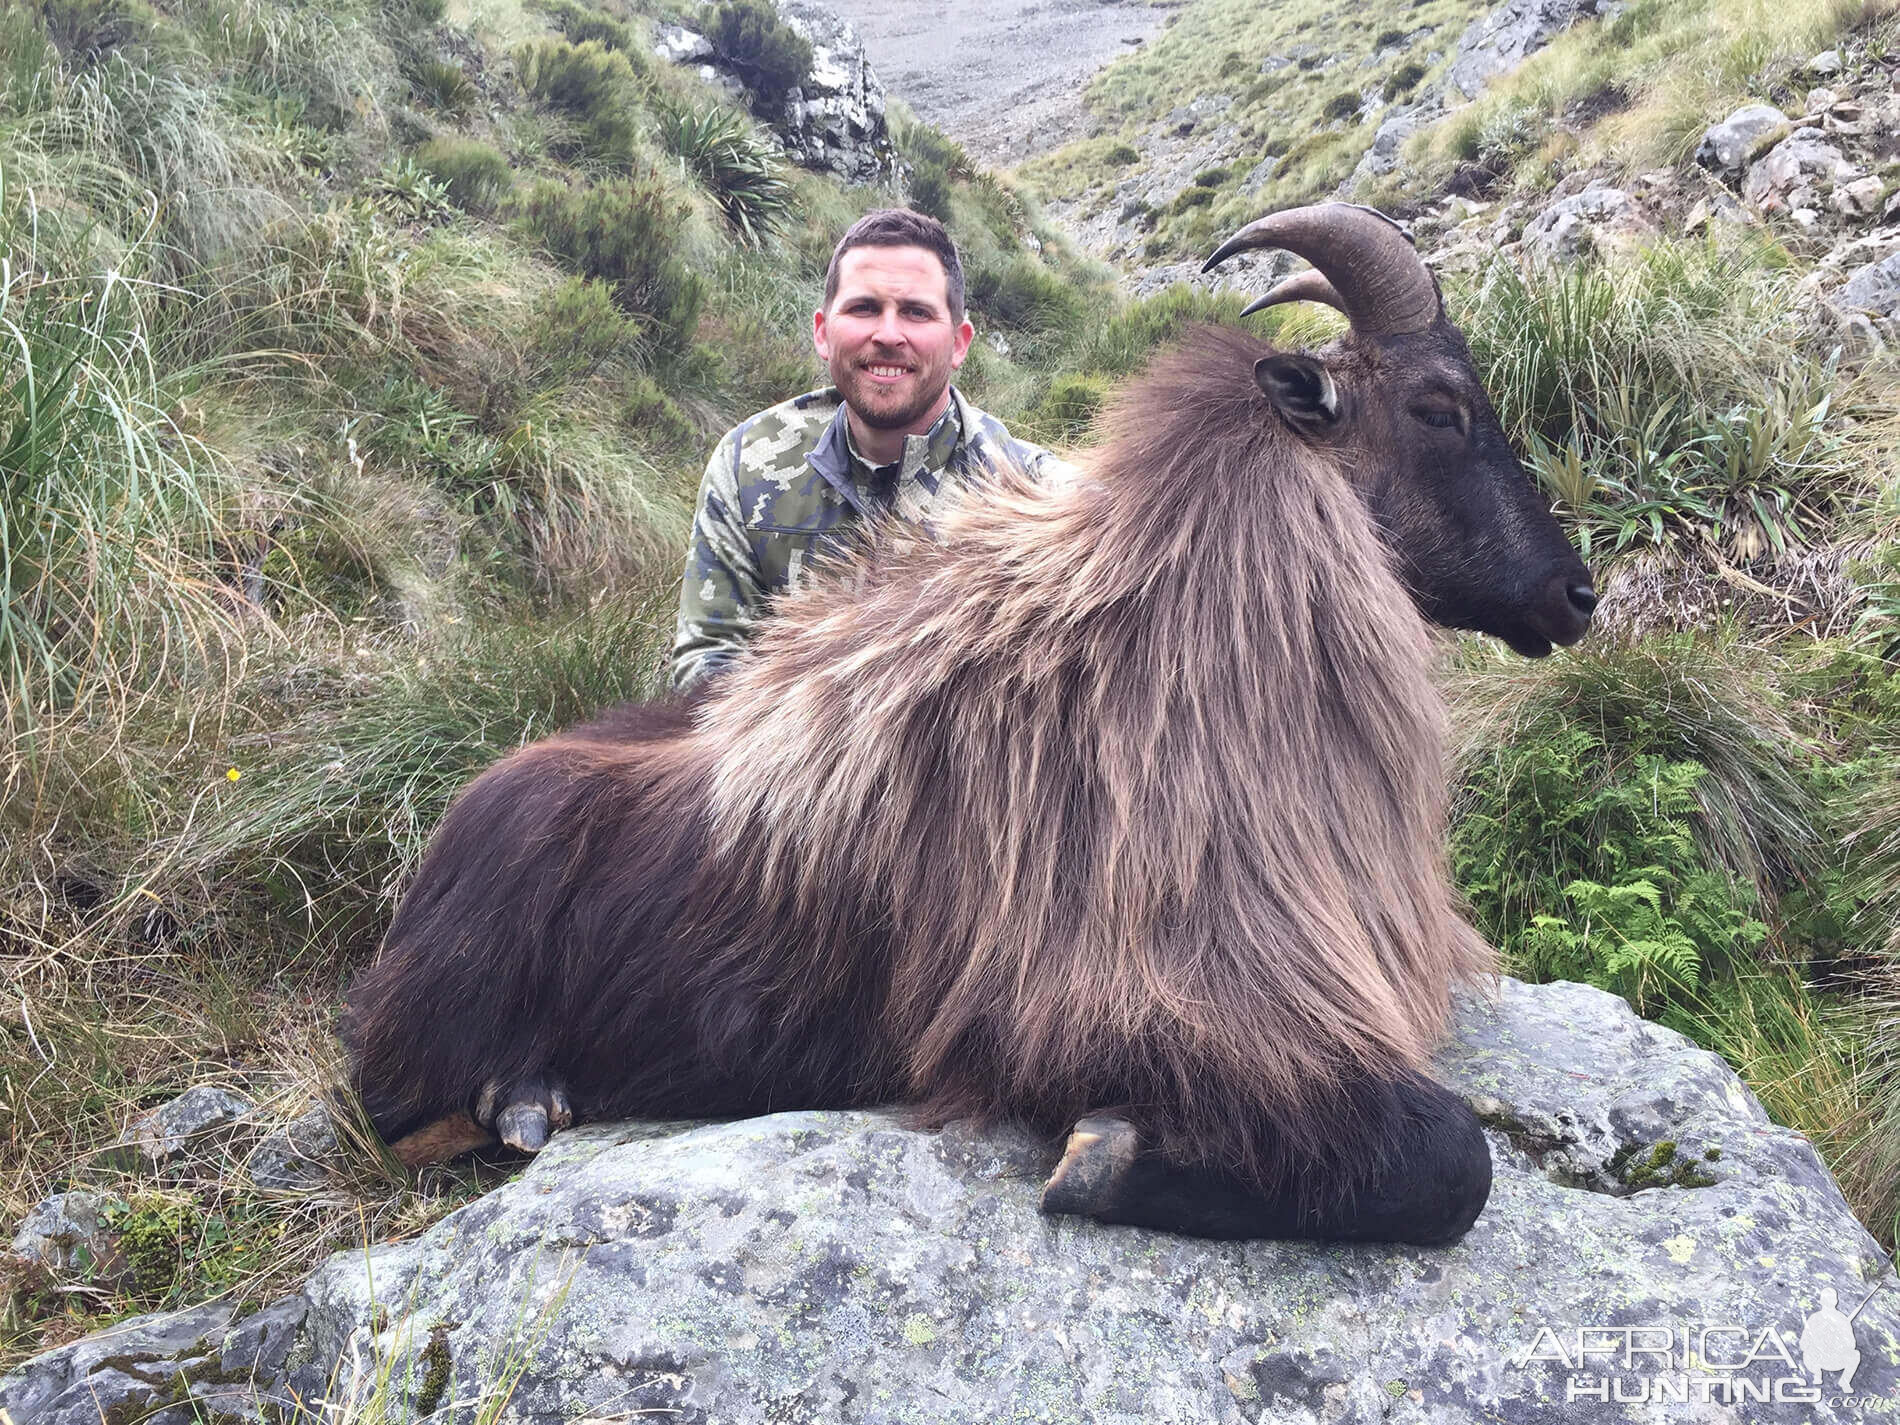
[1239,269,1347,319]
[1204,202,1440,336]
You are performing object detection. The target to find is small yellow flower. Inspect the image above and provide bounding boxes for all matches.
[225,767,241,782]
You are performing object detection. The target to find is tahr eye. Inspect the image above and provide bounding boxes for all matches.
[1416,408,1461,431]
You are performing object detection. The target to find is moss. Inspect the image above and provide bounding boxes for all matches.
[414,1323,454,1416]
[1610,1139,1718,1191]
[110,1196,195,1299]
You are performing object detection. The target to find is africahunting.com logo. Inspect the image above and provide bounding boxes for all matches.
[1513,1283,1884,1407]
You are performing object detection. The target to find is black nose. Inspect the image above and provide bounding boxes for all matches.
[1567,583,1598,618]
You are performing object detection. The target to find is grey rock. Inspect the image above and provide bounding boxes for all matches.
[10,979,1899,1422]
[1694,102,1791,178]
[652,23,712,65]
[1810,48,1844,77]
[0,1303,234,1425]
[653,1,898,186]
[220,1296,310,1381]
[1840,249,1900,317]
[1521,183,1645,260]
[1451,0,1621,99]
[117,1085,254,1167]
[1745,127,1859,210]
[1351,95,1446,184]
[773,0,898,186]
[246,1105,338,1192]
[9,1190,114,1273]
[1836,175,1886,219]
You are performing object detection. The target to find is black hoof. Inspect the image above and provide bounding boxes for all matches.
[475,1075,573,1155]
[1041,1115,1142,1219]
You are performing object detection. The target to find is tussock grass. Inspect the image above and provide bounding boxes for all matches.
[0,177,244,751]
[1450,239,1889,573]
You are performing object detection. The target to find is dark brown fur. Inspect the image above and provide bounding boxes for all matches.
[345,326,1495,1194]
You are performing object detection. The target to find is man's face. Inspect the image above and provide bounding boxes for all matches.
[814,244,974,435]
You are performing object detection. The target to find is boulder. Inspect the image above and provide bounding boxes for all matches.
[1521,183,1648,260]
[652,24,712,65]
[1450,0,1621,100]
[8,978,1897,1423]
[1694,103,1791,178]
[9,1191,115,1275]
[772,0,899,186]
[1809,49,1844,78]
[650,1,898,187]
[1744,128,1860,212]
[114,1085,254,1168]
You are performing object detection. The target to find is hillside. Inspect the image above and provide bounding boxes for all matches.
[4,0,1900,1378]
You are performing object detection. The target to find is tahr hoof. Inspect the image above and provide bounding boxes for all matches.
[495,1101,549,1153]
[1040,1115,1142,1219]
[476,1074,573,1156]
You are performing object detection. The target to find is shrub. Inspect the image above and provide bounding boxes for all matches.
[531,0,643,57]
[706,0,812,100]
[528,276,639,386]
[1449,637,1818,974]
[1105,142,1140,165]
[654,100,791,245]
[514,38,642,164]
[1168,185,1214,213]
[514,177,705,362]
[1375,27,1405,48]
[1321,91,1360,123]
[373,157,453,222]
[1456,244,1872,563]
[1191,166,1229,187]
[621,372,698,455]
[414,136,513,213]
[1382,61,1427,102]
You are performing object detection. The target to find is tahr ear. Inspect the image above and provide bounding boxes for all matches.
[1254,354,1339,429]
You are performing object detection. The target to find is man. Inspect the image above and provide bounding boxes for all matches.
[671,208,1066,691]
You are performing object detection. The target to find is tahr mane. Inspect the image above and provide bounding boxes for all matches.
[687,324,1494,1182]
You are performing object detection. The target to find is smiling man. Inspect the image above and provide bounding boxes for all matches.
[670,209,1066,690]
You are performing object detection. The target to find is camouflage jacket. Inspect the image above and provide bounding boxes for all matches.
[670,386,1064,690]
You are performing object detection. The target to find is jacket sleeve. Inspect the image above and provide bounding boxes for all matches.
[670,433,765,692]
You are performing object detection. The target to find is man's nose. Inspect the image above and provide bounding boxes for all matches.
[872,307,906,344]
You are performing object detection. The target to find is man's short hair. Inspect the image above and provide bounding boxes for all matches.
[823,208,966,325]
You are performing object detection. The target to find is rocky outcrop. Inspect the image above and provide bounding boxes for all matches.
[651,0,898,187]
[1449,0,1624,100]
[774,0,898,185]
[7,978,1896,1424]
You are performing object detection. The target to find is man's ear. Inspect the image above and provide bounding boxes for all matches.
[812,307,831,363]
[1254,354,1339,429]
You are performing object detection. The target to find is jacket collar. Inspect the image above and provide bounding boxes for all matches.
[806,388,967,516]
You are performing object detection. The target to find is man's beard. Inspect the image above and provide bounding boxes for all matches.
[835,356,947,431]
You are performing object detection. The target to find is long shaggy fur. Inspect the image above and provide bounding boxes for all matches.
[345,325,1495,1192]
